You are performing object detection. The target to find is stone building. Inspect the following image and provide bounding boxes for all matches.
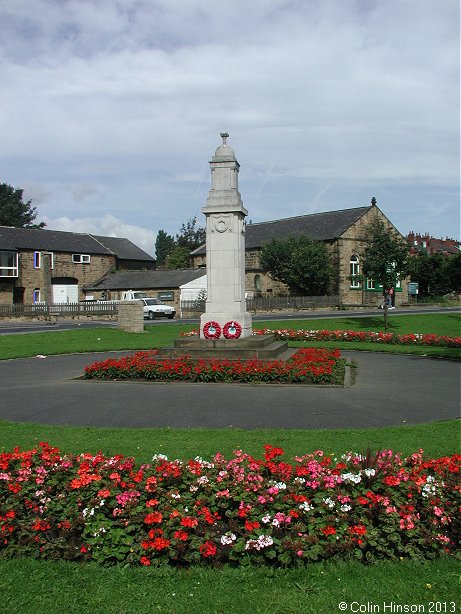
[191,199,409,307]
[0,226,155,304]
[84,269,205,313]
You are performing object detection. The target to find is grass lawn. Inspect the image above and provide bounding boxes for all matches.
[0,312,459,360]
[0,556,457,614]
[0,420,459,614]
[0,311,459,613]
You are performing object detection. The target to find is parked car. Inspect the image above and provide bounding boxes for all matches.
[141,298,176,320]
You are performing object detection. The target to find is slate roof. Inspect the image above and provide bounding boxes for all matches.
[191,206,371,256]
[85,269,205,291]
[0,226,154,262]
[92,235,155,262]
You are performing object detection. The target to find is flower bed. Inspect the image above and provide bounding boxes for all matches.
[83,348,344,385]
[253,328,461,347]
[0,443,459,567]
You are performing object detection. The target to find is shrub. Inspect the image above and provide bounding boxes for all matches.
[83,348,344,385]
[0,443,459,567]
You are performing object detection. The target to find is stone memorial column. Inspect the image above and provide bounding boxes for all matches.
[200,133,253,339]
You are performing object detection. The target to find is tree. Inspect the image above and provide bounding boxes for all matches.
[260,235,334,295]
[156,216,206,270]
[175,216,205,250]
[165,246,192,269]
[0,183,45,228]
[154,230,175,268]
[408,252,461,297]
[359,218,409,328]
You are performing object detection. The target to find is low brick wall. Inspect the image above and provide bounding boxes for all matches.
[117,301,144,333]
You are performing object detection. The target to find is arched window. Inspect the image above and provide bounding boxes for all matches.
[254,274,261,292]
[350,256,360,288]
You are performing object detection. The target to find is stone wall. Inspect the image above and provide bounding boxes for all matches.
[16,250,116,303]
[117,301,144,333]
[0,283,14,303]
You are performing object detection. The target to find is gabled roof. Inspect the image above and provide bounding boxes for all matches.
[191,206,371,255]
[0,226,112,254]
[0,226,155,262]
[92,235,155,262]
[85,269,205,291]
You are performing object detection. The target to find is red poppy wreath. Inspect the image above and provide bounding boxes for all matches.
[223,321,242,339]
[203,321,221,339]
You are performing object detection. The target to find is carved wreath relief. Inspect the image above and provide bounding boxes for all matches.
[211,214,232,233]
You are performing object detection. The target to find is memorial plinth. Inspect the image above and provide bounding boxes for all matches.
[156,334,292,361]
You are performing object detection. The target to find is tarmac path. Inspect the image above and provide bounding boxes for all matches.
[0,351,459,429]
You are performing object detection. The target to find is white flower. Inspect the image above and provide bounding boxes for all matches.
[152,454,169,461]
[299,502,314,512]
[340,472,362,484]
[323,497,336,509]
[245,535,274,551]
[340,504,352,512]
[220,533,237,545]
[194,456,214,468]
[261,514,271,524]
[363,468,376,477]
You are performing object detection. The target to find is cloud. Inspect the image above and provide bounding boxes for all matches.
[1,0,459,243]
[44,213,156,256]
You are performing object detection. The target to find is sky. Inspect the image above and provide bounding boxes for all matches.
[1,0,459,257]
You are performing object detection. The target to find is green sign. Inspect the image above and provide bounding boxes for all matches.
[158,291,174,301]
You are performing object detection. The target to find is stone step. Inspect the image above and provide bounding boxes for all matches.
[173,334,277,350]
[157,338,290,361]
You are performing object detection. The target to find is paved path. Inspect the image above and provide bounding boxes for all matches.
[0,351,459,429]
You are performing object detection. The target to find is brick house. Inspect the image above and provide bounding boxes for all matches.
[407,232,460,256]
[0,226,155,304]
[191,200,409,307]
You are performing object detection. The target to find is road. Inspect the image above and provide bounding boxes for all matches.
[0,306,458,335]
[0,350,459,429]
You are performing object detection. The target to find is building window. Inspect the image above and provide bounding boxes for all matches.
[34,252,54,269]
[254,274,261,292]
[72,254,91,264]
[0,251,18,277]
[33,288,41,303]
[349,256,360,288]
[366,278,376,290]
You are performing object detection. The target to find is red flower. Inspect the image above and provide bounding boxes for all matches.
[245,520,261,532]
[349,524,367,535]
[151,537,170,551]
[321,525,336,536]
[199,540,217,557]
[174,530,189,541]
[181,517,199,528]
[140,556,151,566]
[32,519,51,532]
[144,512,163,524]
[383,476,401,486]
